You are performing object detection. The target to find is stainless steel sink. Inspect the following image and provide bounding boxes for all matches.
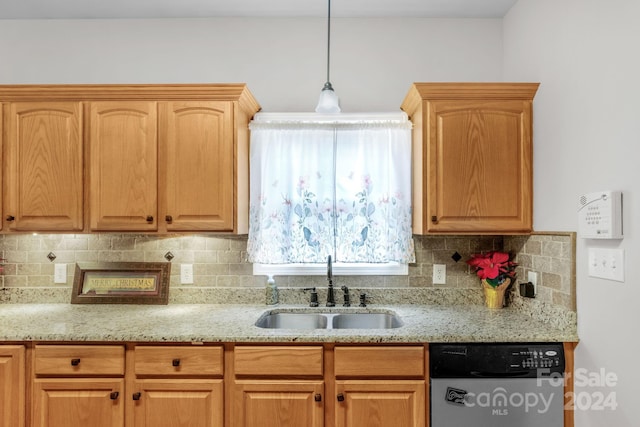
[255,311,402,330]
[255,313,328,329]
[331,313,403,329]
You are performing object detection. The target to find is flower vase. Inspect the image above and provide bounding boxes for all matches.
[482,278,511,309]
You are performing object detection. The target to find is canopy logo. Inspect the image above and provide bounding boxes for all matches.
[445,387,468,406]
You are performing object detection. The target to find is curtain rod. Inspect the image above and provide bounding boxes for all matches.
[252,112,409,124]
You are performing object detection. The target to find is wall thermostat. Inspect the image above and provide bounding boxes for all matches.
[577,191,623,239]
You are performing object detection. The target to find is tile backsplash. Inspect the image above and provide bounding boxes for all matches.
[0,232,576,314]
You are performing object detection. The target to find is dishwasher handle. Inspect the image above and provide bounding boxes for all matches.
[470,370,532,378]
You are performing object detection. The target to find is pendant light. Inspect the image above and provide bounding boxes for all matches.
[315,0,341,113]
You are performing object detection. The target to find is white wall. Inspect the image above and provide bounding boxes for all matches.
[504,0,640,425]
[0,17,502,112]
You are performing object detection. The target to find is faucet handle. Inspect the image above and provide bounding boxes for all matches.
[341,285,350,307]
[303,287,319,307]
[359,292,367,307]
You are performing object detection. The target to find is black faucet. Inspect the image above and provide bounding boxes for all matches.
[326,255,335,307]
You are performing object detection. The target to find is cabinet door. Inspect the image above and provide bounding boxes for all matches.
[131,379,223,427]
[335,380,425,427]
[232,380,324,427]
[427,99,532,233]
[0,104,3,232]
[89,101,157,231]
[0,345,25,427]
[160,101,234,231]
[4,102,83,231]
[32,378,124,427]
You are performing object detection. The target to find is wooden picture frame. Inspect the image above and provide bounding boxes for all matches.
[71,262,171,304]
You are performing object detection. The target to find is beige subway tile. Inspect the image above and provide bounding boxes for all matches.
[17,263,42,275]
[4,250,28,264]
[88,236,113,250]
[229,263,253,275]
[28,275,53,286]
[524,239,542,255]
[216,275,241,287]
[206,238,231,251]
[3,275,27,287]
[552,291,574,311]
[541,240,563,258]
[217,250,242,264]
[541,272,562,290]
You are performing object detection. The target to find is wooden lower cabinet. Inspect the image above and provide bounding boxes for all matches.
[131,380,223,427]
[0,345,25,427]
[32,345,126,427]
[129,345,225,427]
[21,342,574,427]
[230,345,426,427]
[335,380,425,427]
[334,346,426,427]
[32,378,124,427]
[233,381,324,427]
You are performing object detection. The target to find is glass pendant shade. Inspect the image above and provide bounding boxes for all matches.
[315,82,341,113]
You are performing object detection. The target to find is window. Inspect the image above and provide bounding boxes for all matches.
[247,113,414,274]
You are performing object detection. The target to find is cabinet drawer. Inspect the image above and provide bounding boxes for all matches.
[334,346,424,378]
[234,346,323,377]
[34,345,125,376]
[134,345,223,376]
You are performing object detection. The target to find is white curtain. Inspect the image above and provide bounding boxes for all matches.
[247,114,414,264]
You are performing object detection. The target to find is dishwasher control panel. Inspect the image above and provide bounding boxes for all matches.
[513,348,562,369]
[430,343,565,378]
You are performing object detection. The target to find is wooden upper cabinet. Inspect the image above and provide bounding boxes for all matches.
[89,101,158,231]
[0,84,260,234]
[160,101,234,231]
[401,83,538,234]
[4,102,84,231]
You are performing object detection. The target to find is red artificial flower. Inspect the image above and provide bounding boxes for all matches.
[467,251,517,286]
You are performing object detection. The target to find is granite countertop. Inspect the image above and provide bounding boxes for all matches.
[0,303,578,343]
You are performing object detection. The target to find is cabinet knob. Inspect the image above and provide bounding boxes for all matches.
[337,393,345,402]
[70,358,81,366]
[172,358,181,367]
[431,215,438,223]
[6,215,15,222]
[146,215,154,223]
[314,394,322,402]
[165,215,173,223]
[110,392,119,400]
[132,392,142,401]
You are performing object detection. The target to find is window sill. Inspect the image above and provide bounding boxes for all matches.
[253,262,408,276]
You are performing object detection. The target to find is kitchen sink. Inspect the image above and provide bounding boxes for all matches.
[255,313,328,329]
[331,313,403,329]
[255,311,402,330]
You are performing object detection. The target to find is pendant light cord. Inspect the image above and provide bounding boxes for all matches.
[325,0,332,84]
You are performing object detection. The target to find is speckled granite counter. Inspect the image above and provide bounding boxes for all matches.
[0,303,578,343]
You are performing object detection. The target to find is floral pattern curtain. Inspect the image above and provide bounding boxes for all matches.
[247,116,414,264]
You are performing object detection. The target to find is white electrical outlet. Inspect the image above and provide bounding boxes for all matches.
[180,264,194,284]
[54,263,67,283]
[588,248,624,282]
[433,264,446,284]
[527,271,538,296]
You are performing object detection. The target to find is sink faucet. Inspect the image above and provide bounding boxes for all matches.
[326,255,335,307]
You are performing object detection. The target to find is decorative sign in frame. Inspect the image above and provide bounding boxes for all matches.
[71,262,171,305]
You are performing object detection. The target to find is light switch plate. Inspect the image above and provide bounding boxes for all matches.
[180,264,194,284]
[527,271,538,296]
[588,248,624,282]
[54,263,67,283]
[433,264,446,284]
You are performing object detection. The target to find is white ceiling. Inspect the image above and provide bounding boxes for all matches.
[0,0,519,20]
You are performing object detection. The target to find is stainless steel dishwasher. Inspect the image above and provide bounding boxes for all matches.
[430,343,565,427]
